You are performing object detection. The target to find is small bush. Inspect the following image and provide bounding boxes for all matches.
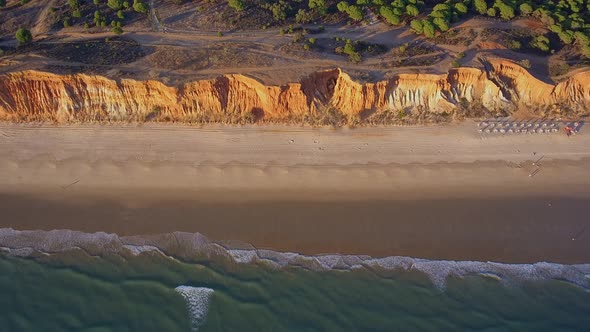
[67,0,79,8]
[451,59,460,67]
[117,10,125,19]
[107,0,123,10]
[112,26,123,34]
[518,59,531,69]
[133,0,149,13]
[308,37,316,45]
[217,31,223,37]
[507,39,521,50]
[228,0,245,11]
[15,28,32,46]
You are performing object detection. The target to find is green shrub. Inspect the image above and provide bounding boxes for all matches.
[228,0,245,11]
[494,0,514,20]
[107,0,123,10]
[454,2,468,15]
[63,17,72,27]
[67,0,79,8]
[381,7,401,25]
[451,59,460,67]
[112,26,123,34]
[518,59,531,68]
[308,37,316,44]
[309,0,326,14]
[117,10,125,19]
[93,0,100,4]
[346,5,363,21]
[519,3,533,15]
[217,31,223,37]
[296,9,312,23]
[530,35,550,52]
[72,9,82,18]
[398,43,408,53]
[133,0,149,13]
[432,17,449,32]
[558,30,574,44]
[474,0,487,15]
[406,4,419,17]
[508,39,521,50]
[15,27,32,45]
[422,19,436,38]
[410,19,424,34]
[574,31,590,45]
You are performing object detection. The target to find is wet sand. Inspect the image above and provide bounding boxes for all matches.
[1,123,589,263]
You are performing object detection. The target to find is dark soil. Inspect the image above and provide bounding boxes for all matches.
[380,53,445,68]
[432,28,478,46]
[10,36,147,65]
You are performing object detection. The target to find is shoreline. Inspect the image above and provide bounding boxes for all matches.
[2,228,590,290]
[1,123,589,263]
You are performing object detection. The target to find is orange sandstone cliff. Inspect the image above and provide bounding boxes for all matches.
[0,60,589,123]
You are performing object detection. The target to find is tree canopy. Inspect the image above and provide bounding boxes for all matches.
[15,28,33,46]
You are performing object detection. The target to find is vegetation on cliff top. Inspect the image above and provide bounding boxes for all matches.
[211,0,590,58]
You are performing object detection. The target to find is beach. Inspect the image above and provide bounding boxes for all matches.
[1,122,590,263]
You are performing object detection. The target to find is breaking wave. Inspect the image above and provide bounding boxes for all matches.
[1,228,589,290]
[175,286,214,331]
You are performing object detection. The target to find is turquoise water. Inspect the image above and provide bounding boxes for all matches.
[1,251,590,331]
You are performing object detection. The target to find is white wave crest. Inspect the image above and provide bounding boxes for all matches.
[175,286,214,331]
[2,228,590,290]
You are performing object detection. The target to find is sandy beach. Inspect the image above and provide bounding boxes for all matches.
[1,122,589,263]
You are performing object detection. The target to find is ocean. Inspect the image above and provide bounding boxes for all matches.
[1,231,590,332]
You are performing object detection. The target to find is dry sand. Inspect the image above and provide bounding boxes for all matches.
[1,122,589,263]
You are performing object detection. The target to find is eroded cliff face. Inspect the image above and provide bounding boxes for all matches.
[0,60,588,123]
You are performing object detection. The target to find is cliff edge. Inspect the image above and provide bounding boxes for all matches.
[1,60,588,124]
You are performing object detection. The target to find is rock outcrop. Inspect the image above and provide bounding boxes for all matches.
[0,60,588,123]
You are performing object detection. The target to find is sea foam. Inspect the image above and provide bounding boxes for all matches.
[2,228,590,290]
[175,286,214,331]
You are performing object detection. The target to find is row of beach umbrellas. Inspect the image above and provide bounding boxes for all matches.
[478,120,582,135]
